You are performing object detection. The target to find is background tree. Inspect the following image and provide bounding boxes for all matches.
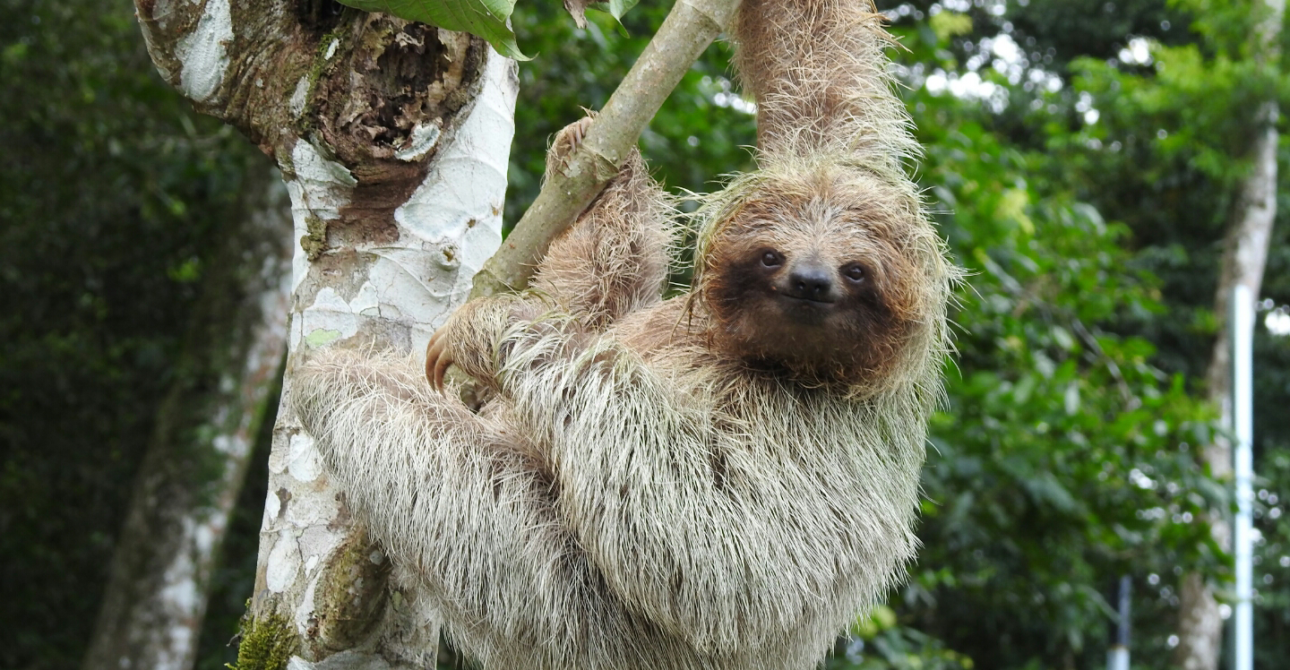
[0,1,271,668]
[1171,2,1282,666]
[81,158,293,670]
[870,1,1290,668]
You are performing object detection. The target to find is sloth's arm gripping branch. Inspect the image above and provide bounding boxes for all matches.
[429,117,672,387]
[531,119,675,330]
[732,0,919,166]
[425,294,548,392]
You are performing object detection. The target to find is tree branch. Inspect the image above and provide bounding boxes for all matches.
[469,0,741,299]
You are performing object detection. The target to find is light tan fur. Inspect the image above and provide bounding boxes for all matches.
[531,116,676,331]
[292,1,958,668]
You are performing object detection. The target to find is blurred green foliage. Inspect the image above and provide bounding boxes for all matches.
[0,0,261,668]
[873,2,1290,668]
[505,0,758,224]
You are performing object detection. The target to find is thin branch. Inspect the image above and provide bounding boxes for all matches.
[469,0,741,299]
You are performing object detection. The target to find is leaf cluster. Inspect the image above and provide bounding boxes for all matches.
[908,94,1217,669]
[333,0,641,60]
[845,2,1290,668]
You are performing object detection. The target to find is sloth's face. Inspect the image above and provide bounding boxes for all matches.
[702,172,922,386]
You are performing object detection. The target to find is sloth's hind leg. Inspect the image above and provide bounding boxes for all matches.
[291,348,642,668]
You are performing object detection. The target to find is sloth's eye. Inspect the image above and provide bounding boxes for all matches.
[761,251,783,268]
[843,265,866,282]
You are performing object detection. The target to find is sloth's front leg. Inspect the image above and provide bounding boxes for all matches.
[530,116,674,330]
[425,294,541,392]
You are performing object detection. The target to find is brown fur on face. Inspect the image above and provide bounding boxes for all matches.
[697,161,930,393]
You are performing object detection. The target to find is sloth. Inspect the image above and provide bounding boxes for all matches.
[290,0,958,668]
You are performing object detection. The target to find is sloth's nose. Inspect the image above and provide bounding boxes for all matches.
[786,265,835,302]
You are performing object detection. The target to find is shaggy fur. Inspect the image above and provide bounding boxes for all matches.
[291,1,958,668]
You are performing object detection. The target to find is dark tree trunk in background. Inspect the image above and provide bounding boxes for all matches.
[82,162,293,670]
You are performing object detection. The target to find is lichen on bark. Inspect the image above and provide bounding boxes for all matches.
[230,612,298,670]
[307,529,393,654]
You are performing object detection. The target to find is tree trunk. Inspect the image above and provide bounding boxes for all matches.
[1174,2,1282,667]
[82,162,293,670]
[131,1,518,666]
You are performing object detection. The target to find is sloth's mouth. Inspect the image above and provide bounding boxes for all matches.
[778,293,837,306]
[773,295,834,326]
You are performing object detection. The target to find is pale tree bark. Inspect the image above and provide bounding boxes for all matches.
[1174,1,1283,667]
[82,162,294,670]
[132,1,518,666]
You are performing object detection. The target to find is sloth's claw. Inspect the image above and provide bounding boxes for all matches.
[424,330,453,392]
[569,115,591,147]
[553,115,594,163]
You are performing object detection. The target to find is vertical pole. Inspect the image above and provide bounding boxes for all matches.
[1231,284,1255,670]
[1107,575,1131,670]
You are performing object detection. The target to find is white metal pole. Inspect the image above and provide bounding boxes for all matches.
[1231,284,1255,670]
[1106,575,1131,670]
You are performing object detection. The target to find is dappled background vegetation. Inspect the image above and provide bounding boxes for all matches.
[2,0,1288,668]
[0,1,263,667]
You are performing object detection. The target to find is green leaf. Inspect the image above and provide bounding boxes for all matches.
[337,0,531,60]
[581,0,640,33]
[603,0,640,21]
